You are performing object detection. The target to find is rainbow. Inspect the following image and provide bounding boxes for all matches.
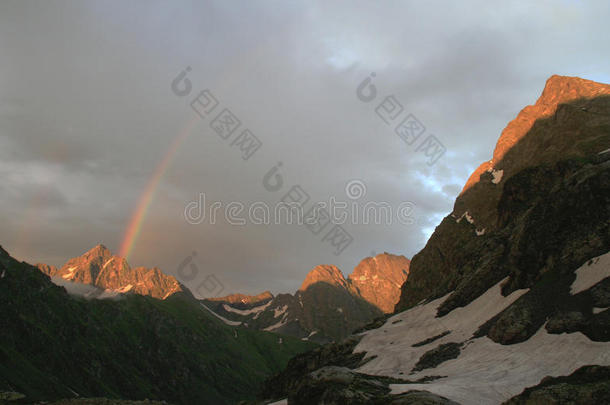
[118,54,253,260]
[118,116,199,259]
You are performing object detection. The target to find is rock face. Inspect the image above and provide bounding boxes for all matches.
[504,365,610,405]
[396,75,610,313]
[36,245,183,300]
[36,262,58,277]
[289,366,458,405]
[349,253,410,313]
[295,268,382,342]
[300,265,351,291]
[203,253,410,342]
[411,342,462,373]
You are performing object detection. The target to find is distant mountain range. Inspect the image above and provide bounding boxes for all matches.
[36,244,183,300]
[32,244,410,343]
[202,253,410,342]
[0,245,315,404]
[3,239,409,402]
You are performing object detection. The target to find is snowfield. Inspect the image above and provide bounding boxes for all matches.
[222,300,272,316]
[354,277,610,405]
[264,313,289,331]
[571,251,610,295]
[200,303,242,326]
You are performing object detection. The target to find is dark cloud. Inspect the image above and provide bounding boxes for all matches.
[1,0,608,296]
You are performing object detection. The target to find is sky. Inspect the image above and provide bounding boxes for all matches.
[1,0,609,297]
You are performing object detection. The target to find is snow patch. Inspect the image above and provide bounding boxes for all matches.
[264,314,288,331]
[274,305,288,318]
[593,307,607,314]
[337,307,344,314]
[67,386,80,397]
[389,329,610,405]
[598,148,610,155]
[475,228,486,236]
[223,300,272,316]
[457,211,474,224]
[355,279,527,377]
[102,258,114,269]
[116,284,133,293]
[62,266,78,279]
[302,330,318,341]
[200,303,242,326]
[571,252,610,295]
[491,169,504,184]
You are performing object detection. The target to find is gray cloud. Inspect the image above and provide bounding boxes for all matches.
[1,0,609,296]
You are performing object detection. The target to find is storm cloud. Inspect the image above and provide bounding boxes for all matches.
[1,0,609,296]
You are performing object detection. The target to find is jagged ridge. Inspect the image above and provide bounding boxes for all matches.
[37,244,183,300]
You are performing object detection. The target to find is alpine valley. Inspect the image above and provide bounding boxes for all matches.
[2,75,609,405]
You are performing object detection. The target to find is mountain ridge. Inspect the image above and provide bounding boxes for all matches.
[36,244,183,300]
[0,244,315,404]
[203,252,410,342]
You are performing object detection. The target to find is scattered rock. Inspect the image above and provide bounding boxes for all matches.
[504,365,610,404]
[412,343,463,373]
[412,331,451,347]
[289,367,459,405]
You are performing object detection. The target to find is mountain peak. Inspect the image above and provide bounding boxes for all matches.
[84,244,112,259]
[37,245,183,300]
[348,253,410,313]
[462,75,610,193]
[539,75,610,108]
[300,265,348,291]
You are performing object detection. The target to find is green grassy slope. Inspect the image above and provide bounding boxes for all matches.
[0,247,316,404]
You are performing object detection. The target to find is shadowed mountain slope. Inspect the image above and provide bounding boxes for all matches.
[0,246,315,404]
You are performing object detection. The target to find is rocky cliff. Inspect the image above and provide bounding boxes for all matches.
[396,75,610,313]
